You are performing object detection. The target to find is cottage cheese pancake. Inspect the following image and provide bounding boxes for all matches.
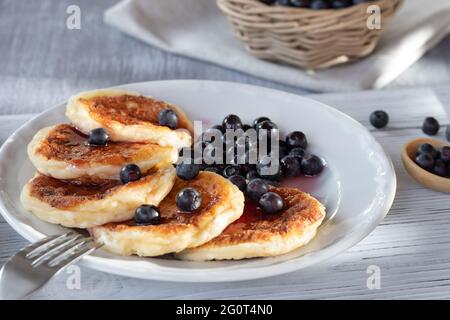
[66,89,193,149]
[28,124,178,180]
[91,172,245,257]
[176,187,325,261]
[20,165,176,228]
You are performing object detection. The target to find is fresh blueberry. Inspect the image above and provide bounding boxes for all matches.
[422,117,440,136]
[222,114,243,131]
[417,143,438,159]
[280,155,302,177]
[246,178,270,202]
[331,0,352,9]
[135,205,161,225]
[439,146,450,164]
[158,108,178,129]
[120,164,142,184]
[433,159,448,177]
[301,154,324,176]
[223,165,242,178]
[255,120,278,133]
[246,170,260,180]
[176,187,202,212]
[310,0,330,9]
[286,131,308,149]
[290,0,310,8]
[176,163,200,180]
[88,128,109,146]
[370,110,389,129]
[252,117,271,129]
[228,175,247,191]
[242,124,252,131]
[415,152,435,171]
[259,192,284,214]
[289,147,306,160]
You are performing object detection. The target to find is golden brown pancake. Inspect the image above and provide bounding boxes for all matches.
[20,165,176,228]
[175,187,325,261]
[66,89,193,148]
[91,172,245,257]
[27,124,177,180]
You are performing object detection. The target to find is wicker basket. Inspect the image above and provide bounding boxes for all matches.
[217,0,403,70]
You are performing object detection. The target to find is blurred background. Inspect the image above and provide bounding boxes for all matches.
[1,0,450,117]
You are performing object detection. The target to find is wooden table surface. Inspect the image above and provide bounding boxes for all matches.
[1,0,450,300]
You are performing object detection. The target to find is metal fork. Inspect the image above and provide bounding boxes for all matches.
[0,231,100,300]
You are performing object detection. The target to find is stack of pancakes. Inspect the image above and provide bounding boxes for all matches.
[20,89,325,261]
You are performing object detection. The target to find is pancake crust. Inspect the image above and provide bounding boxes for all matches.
[91,172,245,257]
[28,124,178,180]
[20,165,176,228]
[175,187,325,261]
[66,89,193,149]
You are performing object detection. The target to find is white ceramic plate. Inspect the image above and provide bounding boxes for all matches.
[0,80,396,282]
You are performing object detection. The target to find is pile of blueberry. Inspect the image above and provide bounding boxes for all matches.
[176,114,325,214]
[259,0,372,9]
[415,143,450,178]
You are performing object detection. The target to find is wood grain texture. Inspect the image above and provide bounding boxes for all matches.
[2,0,450,300]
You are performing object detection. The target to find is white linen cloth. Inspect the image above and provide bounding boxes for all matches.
[104,0,450,92]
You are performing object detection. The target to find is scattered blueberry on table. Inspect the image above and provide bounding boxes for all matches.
[422,117,440,136]
[369,110,389,129]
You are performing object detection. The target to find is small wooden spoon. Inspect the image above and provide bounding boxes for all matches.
[402,137,450,194]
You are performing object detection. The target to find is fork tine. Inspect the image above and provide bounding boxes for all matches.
[31,234,84,267]
[49,242,98,269]
[21,231,75,258]
[47,238,93,267]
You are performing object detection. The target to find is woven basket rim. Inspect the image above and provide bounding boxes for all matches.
[218,0,390,15]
